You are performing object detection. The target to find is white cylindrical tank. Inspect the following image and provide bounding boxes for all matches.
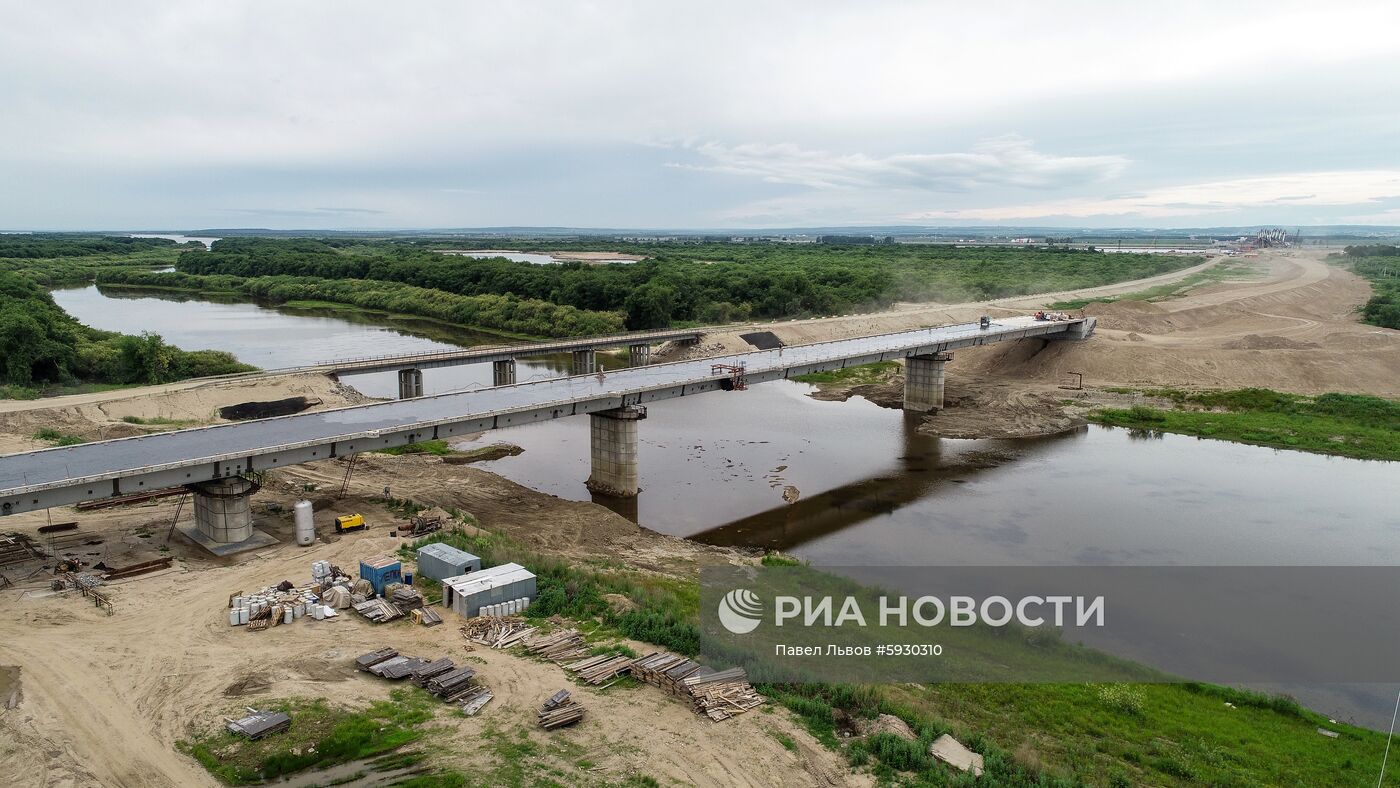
[229,609,241,626]
[238,607,250,625]
[283,607,294,624]
[294,500,315,546]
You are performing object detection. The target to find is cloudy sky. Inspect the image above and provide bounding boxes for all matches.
[4,1,1399,230]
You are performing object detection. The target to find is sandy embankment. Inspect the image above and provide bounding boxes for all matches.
[750,249,1399,436]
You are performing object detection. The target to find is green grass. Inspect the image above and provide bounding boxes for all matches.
[374,440,456,456]
[1049,258,1258,310]
[32,428,86,446]
[792,360,900,385]
[1089,388,1400,461]
[178,688,438,785]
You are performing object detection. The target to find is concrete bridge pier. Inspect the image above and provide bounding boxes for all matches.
[175,476,275,555]
[572,349,597,376]
[628,343,651,367]
[492,359,517,386]
[397,368,424,399]
[584,405,646,497]
[903,352,952,412]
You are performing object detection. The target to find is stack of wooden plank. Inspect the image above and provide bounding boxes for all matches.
[411,607,442,626]
[355,647,398,671]
[628,652,764,721]
[411,658,455,686]
[537,689,585,729]
[390,586,424,612]
[425,666,478,702]
[460,617,533,647]
[562,653,637,685]
[353,598,402,623]
[629,652,705,696]
[369,656,428,680]
[458,686,494,716]
[524,629,589,662]
[683,668,763,720]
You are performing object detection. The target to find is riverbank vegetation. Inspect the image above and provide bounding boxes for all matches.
[94,269,625,338]
[174,238,1201,329]
[1090,387,1400,461]
[0,270,252,395]
[394,521,1394,785]
[1334,244,1400,329]
[0,234,186,287]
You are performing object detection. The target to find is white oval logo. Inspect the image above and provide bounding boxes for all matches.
[718,588,763,634]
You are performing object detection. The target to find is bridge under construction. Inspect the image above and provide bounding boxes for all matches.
[0,316,1094,546]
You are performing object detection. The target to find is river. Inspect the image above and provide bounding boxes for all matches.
[49,282,1400,726]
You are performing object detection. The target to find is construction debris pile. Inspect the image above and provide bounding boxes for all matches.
[629,652,763,721]
[349,583,425,624]
[460,616,534,648]
[561,653,636,686]
[537,689,585,730]
[58,571,113,614]
[463,617,764,722]
[523,629,590,662]
[355,648,493,715]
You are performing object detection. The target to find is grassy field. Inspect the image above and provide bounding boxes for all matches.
[1089,388,1400,461]
[178,688,438,785]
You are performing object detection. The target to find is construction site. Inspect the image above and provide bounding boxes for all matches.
[0,243,1396,785]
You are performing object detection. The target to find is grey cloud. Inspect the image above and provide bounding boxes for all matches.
[670,136,1129,192]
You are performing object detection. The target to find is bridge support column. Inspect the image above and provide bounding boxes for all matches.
[397,368,424,399]
[492,359,517,386]
[628,343,651,367]
[189,477,255,543]
[572,349,596,376]
[904,352,952,412]
[585,406,646,498]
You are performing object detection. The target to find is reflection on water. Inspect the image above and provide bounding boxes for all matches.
[49,285,581,398]
[461,383,1399,567]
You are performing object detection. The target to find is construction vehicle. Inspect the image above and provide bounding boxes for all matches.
[334,513,367,533]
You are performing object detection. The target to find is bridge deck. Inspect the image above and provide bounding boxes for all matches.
[0,316,1087,514]
[306,327,702,375]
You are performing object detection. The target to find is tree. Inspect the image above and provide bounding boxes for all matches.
[624,282,676,329]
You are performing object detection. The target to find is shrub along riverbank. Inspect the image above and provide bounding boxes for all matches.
[0,270,252,396]
[94,269,625,339]
[1089,388,1400,461]
[1333,244,1400,329]
[174,237,1202,329]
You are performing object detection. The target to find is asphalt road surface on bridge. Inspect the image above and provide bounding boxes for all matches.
[0,316,1089,514]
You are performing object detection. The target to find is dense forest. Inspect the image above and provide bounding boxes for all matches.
[95,270,626,338]
[1340,244,1400,329]
[176,238,1201,329]
[0,271,252,392]
[0,234,186,287]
